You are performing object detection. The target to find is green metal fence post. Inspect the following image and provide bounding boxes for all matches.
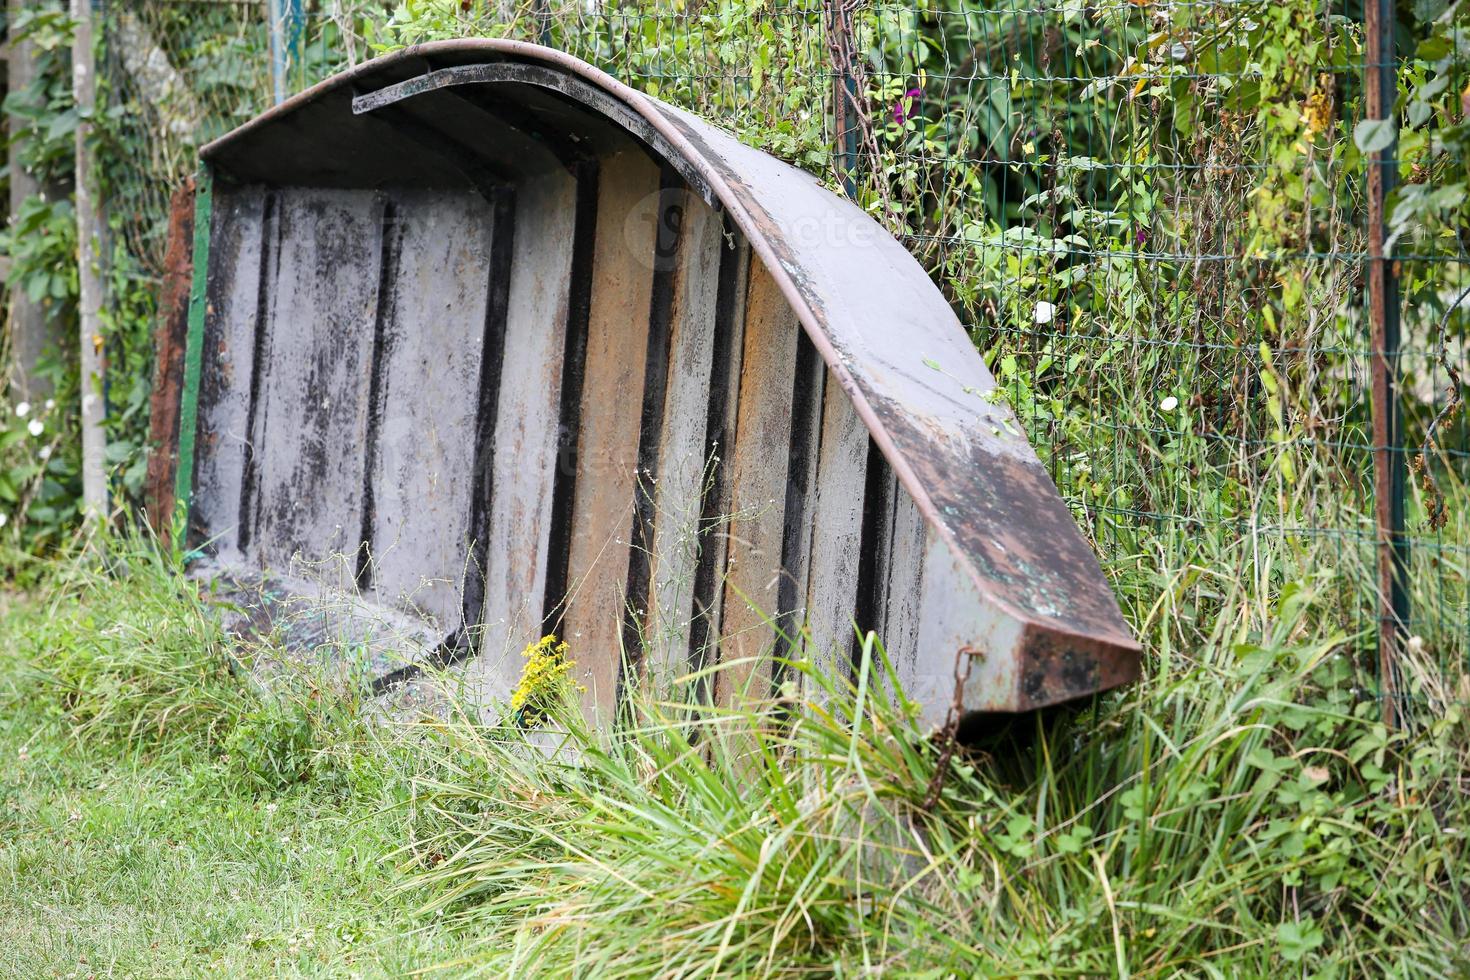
[173,165,214,523]
[824,0,859,200]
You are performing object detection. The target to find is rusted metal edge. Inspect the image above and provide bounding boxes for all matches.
[143,179,197,540]
[199,40,1143,710]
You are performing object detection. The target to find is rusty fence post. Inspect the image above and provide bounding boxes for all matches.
[1365,0,1408,727]
[143,181,197,543]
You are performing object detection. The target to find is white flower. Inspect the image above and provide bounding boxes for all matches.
[14,402,29,418]
[1033,301,1056,325]
[1159,395,1179,412]
[0,512,7,528]
[27,419,43,437]
[1407,635,1425,654]
[38,445,51,461]
[44,399,54,411]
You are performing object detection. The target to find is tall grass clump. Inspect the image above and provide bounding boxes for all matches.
[401,557,1468,977]
[0,533,475,974]
[5,527,364,793]
[8,531,247,753]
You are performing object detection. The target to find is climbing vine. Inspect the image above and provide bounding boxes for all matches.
[1,3,171,555]
[1,4,83,553]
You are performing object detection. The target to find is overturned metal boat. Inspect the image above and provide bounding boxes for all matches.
[149,40,1141,729]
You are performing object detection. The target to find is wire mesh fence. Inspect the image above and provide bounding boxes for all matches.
[97,0,1468,716]
[101,0,375,274]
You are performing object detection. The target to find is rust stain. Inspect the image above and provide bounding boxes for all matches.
[560,151,662,724]
[144,179,197,541]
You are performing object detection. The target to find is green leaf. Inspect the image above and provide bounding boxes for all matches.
[1354,119,1397,154]
[1276,920,1325,962]
[1415,35,1451,61]
[43,108,77,144]
[1054,824,1092,854]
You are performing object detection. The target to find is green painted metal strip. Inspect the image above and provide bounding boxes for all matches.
[173,164,214,524]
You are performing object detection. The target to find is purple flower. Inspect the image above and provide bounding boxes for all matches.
[893,87,923,125]
[1134,227,1149,247]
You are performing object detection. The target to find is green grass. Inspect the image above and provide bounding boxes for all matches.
[0,535,1467,977]
[0,546,462,977]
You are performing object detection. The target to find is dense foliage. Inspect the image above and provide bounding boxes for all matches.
[1,3,171,551]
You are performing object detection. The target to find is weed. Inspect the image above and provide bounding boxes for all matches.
[224,696,317,793]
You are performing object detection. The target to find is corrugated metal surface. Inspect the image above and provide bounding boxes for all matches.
[171,40,1141,728]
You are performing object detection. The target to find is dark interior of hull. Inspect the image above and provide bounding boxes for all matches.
[195,101,932,721]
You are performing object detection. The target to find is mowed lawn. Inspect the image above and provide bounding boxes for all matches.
[0,584,461,977]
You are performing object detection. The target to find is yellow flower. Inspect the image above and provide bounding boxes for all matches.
[1303,76,1334,138]
[510,634,579,727]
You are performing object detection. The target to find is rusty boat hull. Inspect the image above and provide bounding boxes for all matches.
[154,41,1142,729]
